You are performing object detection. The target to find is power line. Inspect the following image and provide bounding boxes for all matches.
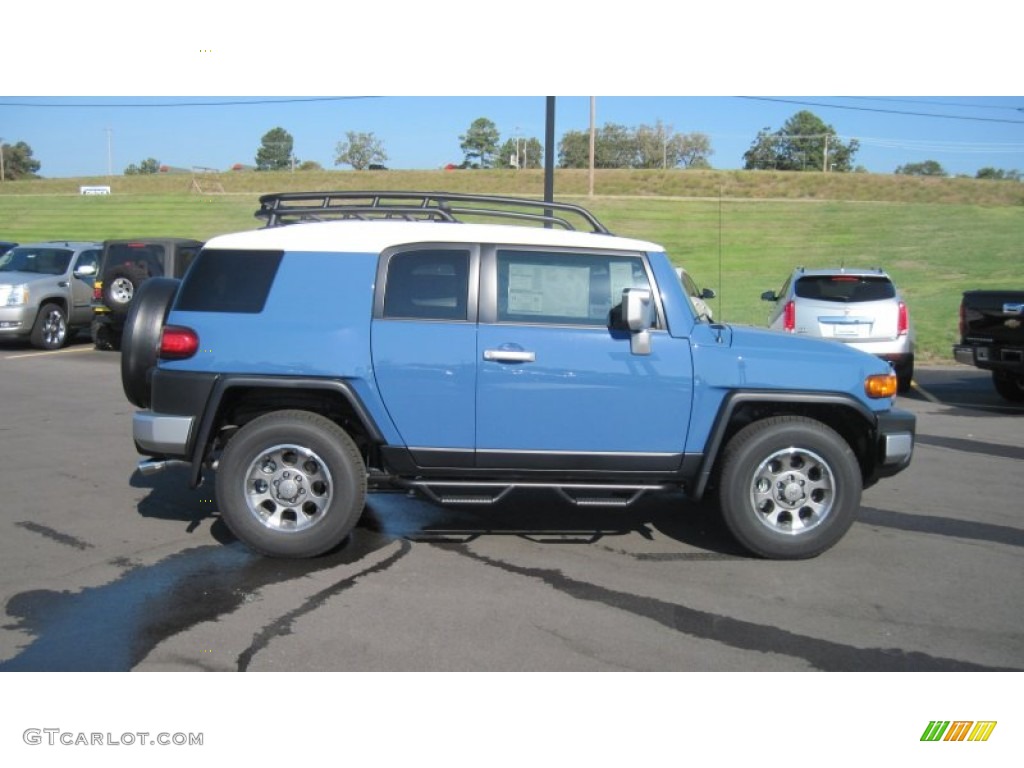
[839,96,1024,113]
[0,96,380,108]
[738,96,1024,125]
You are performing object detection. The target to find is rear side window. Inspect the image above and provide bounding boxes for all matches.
[795,275,895,303]
[175,249,283,313]
[383,249,470,320]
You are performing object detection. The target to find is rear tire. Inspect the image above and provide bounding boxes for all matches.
[992,371,1024,402]
[215,410,368,558]
[718,416,862,559]
[103,265,146,314]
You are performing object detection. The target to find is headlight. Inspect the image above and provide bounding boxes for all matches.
[0,284,30,306]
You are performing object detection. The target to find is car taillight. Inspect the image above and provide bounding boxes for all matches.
[783,300,796,332]
[93,282,103,301]
[159,326,199,359]
[898,301,909,336]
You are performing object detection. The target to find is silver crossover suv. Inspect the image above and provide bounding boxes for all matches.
[761,267,915,392]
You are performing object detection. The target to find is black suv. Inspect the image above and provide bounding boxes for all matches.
[92,237,203,350]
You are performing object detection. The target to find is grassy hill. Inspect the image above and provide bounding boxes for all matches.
[1,168,1021,364]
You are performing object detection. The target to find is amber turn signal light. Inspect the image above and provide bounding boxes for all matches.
[864,373,898,399]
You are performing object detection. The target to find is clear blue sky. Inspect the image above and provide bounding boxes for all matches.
[2,95,1023,178]
[3,4,1021,179]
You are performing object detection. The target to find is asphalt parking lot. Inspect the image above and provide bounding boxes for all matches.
[0,337,1021,672]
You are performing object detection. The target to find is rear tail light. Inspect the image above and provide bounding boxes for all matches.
[159,325,199,359]
[783,300,796,332]
[93,282,103,301]
[897,302,909,336]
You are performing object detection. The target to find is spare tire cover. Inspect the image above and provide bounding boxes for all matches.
[121,277,181,408]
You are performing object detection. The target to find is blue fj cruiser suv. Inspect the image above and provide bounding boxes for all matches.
[123,192,914,560]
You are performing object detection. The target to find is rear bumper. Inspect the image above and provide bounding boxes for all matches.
[133,411,193,457]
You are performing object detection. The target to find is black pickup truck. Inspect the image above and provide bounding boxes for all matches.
[953,290,1024,401]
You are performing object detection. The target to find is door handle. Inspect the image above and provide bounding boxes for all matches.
[483,348,536,363]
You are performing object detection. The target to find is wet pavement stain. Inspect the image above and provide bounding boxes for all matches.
[237,540,412,671]
[15,521,94,551]
[446,544,1021,672]
[0,532,397,672]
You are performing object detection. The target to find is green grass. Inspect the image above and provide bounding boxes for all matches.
[1,169,1021,363]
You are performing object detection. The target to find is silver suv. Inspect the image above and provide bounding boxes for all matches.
[761,267,914,392]
[0,241,101,349]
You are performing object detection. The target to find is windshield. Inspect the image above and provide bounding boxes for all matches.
[0,247,73,275]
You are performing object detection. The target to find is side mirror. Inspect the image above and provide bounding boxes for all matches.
[760,290,777,302]
[622,287,653,355]
[74,264,97,278]
[701,288,716,300]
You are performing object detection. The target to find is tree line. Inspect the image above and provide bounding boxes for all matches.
[0,110,1021,180]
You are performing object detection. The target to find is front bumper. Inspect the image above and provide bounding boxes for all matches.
[872,408,915,480]
[0,305,36,338]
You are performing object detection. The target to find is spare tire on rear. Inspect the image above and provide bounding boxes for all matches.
[121,277,180,408]
[103,264,148,314]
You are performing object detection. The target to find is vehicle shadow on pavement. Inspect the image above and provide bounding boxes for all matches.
[360,489,748,557]
[130,465,235,545]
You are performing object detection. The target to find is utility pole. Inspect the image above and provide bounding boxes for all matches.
[588,97,596,197]
[823,134,829,172]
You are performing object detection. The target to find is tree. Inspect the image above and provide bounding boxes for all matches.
[124,157,160,175]
[559,123,637,168]
[459,118,500,168]
[558,123,714,170]
[634,121,714,169]
[976,167,1021,181]
[255,127,295,171]
[1,140,41,180]
[895,160,946,177]
[495,137,543,169]
[743,111,859,172]
[334,131,388,171]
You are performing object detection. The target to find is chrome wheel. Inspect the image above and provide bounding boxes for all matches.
[110,276,134,304]
[749,447,835,535]
[41,308,67,348]
[243,443,334,533]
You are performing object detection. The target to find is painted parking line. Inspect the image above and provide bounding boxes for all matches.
[910,380,942,404]
[2,346,96,360]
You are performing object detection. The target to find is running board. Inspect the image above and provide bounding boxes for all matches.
[404,480,672,507]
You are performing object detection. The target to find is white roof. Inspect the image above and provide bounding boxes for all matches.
[204,219,663,254]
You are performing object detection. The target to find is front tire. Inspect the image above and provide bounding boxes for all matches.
[718,416,862,559]
[30,303,68,350]
[215,410,368,558]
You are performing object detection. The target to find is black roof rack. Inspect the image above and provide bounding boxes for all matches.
[254,191,612,234]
